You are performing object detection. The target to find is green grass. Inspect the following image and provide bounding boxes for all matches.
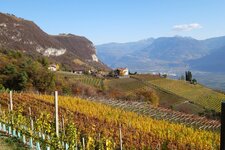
[132,74,161,81]
[150,78,225,112]
[173,101,205,115]
[104,78,147,94]
[0,132,28,150]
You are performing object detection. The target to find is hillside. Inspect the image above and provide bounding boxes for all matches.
[0,49,55,92]
[0,13,109,71]
[55,72,224,116]
[148,77,225,112]
[189,46,225,73]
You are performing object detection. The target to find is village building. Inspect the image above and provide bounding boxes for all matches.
[115,68,129,77]
[48,64,59,71]
[72,70,84,74]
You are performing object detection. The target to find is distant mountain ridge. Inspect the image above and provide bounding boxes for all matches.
[190,45,225,72]
[96,38,154,66]
[97,35,225,73]
[140,37,208,61]
[0,13,109,71]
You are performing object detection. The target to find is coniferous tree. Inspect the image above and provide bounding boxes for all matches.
[185,71,192,82]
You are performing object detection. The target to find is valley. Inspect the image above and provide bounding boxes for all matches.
[0,9,224,149]
[97,36,225,92]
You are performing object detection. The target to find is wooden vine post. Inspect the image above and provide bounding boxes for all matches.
[28,107,34,148]
[9,91,13,111]
[62,115,65,135]
[9,91,13,135]
[221,102,225,150]
[55,91,59,137]
[119,124,123,150]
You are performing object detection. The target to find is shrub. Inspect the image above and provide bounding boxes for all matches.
[72,82,97,97]
[106,89,124,99]
[191,79,197,85]
[136,89,159,107]
[0,84,5,91]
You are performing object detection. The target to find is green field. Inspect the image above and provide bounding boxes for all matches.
[149,78,225,112]
[104,78,147,94]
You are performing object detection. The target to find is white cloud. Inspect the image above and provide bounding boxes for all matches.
[173,23,202,31]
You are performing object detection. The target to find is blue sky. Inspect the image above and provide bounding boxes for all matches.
[1,0,225,44]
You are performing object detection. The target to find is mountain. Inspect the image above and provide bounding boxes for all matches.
[139,36,209,61]
[190,46,225,73]
[201,36,225,50]
[96,38,154,67]
[97,36,225,73]
[0,13,109,71]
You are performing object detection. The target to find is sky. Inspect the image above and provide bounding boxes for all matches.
[1,0,225,45]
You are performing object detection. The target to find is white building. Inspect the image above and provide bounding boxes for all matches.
[117,68,129,76]
[48,64,59,71]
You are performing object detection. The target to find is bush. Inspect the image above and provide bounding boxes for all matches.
[162,74,167,78]
[136,89,159,107]
[62,86,72,95]
[32,69,55,93]
[72,82,97,97]
[191,79,197,85]
[0,84,5,91]
[106,89,124,99]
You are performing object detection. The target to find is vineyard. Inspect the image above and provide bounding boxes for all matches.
[56,73,223,115]
[148,78,225,112]
[0,92,221,149]
[56,72,104,90]
[104,78,148,94]
[87,97,221,131]
[131,75,206,114]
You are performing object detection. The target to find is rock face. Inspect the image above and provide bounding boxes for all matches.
[0,13,109,70]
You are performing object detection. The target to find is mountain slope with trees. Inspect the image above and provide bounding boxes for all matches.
[0,13,109,71]
[0,49,55,92]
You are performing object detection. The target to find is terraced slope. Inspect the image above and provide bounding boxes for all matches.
[56,71,104,90]
[150,78,225,112]
[87,97,220,131]
[104,78,147,94]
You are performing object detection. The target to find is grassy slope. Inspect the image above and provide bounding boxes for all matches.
[150,78,225,112]
[103,76,203,114]
[104,78,147,94]
[56,72,223,114]
[131,75,206,114]
[56,71,104,90]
